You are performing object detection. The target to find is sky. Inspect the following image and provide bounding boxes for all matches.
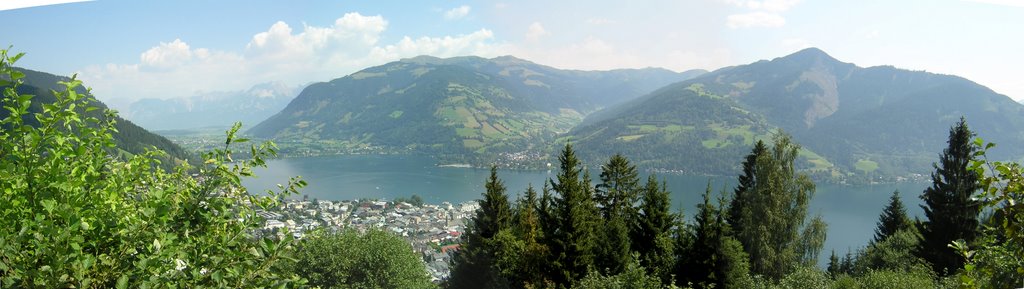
[2,0,1023,108]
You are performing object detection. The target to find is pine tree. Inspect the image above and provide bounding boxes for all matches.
[594,154,640,276]
[448,166,513,288]
[917,117,982,276]
[512,184,549,288]
[548,143,598,287]
[684,183,723,288]
[596,153,640,218]
[827,250,840,276]
[727,140,766,236]
[874,190,912,244]
[635,175,676,283]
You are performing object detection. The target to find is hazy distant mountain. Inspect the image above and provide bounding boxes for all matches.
[2,68,190,162]
[249,55,703,164]
[124,82,301,131]
[571,48,1024,177]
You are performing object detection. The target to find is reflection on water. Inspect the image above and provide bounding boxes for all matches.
[244,154,928,265]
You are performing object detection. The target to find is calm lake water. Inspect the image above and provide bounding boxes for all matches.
[244,154,929,265]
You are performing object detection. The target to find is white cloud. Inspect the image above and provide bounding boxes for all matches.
[444,5,471,20]
[80,12,502,103]
[727,12,786,28]
[525,22,549,41]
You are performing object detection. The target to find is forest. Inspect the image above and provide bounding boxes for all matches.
[1,46,1022,289]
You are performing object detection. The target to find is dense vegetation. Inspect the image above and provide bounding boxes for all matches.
[0,49,306,287]
[448,119,1022,288]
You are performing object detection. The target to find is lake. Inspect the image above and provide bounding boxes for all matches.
[244,154,929,265]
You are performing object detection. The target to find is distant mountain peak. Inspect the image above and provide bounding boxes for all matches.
[775,47,843,66]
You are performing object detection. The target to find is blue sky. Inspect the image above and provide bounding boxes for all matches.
[3,0,1023,106]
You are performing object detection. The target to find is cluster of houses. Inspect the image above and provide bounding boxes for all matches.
[256,198,480,282]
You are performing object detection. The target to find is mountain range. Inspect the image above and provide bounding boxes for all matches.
[248,55,704,165]
[233,48,1024,178]
[3,68,191,163]
[570,48,1024,178]
[123,82,301,131]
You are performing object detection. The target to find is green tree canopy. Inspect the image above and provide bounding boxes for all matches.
[0,48,304,288]
[917,117,982,276]
[292,229,434,289]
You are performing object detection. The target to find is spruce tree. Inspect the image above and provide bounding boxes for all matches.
[827,250,840,276]
[917,117,982,276]
[512,184,549,288]
[594,154,639,276]
[596,153,640,218]
[635,175,676,282]
[874,190,912,244]
[727,140,766,235]
[448,166,513,288]
[549,143,598,287]
[684,183,724,288]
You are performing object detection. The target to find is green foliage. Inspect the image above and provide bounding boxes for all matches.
[594,154,640,276]
[731,133,825,279]
[856,228,925,274]
[448,166,514,288]
[634,175,675,282]
[548,144,600,287]
[574,255,671,289]
[0,48,304,288]
[728,140,766,235]
[0,67,191,168]
[917,117,982,276]
[679,184,751,289]
[873,191,912,244]
[954,137,1024,288]
[292,229,435,289]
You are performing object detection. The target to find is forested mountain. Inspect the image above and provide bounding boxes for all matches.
[2,68,191,162]
[570,48,1024,177]
[249,55,702,164]
[123,81,301,131]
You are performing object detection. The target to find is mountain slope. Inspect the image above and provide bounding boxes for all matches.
[571,48,1024,178]
[249,55,702,165]
[123,82,301,131]
[3,68,191,162]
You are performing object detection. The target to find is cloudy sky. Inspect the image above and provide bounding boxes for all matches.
[3,0,1023,107]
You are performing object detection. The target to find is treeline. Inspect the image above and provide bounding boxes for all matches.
[448,118,1023,288]
[447,134,826,288]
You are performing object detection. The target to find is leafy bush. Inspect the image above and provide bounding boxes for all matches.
[291,229,435,289]
[0,48,305,288]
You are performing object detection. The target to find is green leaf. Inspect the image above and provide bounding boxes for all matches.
[116,275,129,289]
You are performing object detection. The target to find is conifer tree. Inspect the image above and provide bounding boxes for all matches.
[917,117,982,276]
[594,154,640,276]
[513,185,550,287]
[635,175,676,282]
[874,190,912,244]
[596,153,640,218]
[549,143,598,287]
[827,250,840,276]
[683,183,724,288]
[448,166,513,288]
[727,140,766,235]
